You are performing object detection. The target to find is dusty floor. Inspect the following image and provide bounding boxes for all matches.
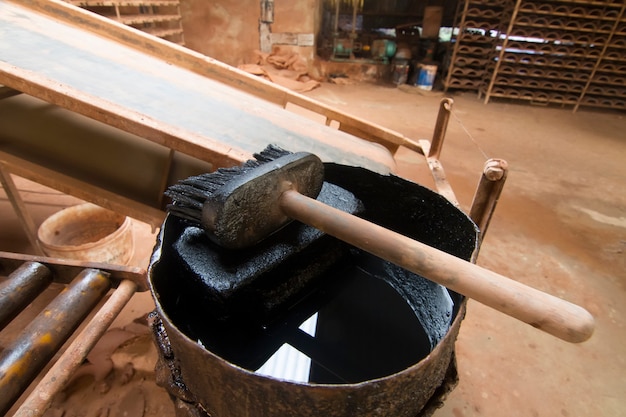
[1,82,625,417]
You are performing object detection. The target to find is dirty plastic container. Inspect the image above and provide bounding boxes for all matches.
[37,203,133,265]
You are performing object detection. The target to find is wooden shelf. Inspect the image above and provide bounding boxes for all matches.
[518,4,621,21]
[118,13,180,25]
[69,0,180,6]
[443,0,512,93]
[65,0,185,45]
[141,27,183,38]
[446,0,626,112]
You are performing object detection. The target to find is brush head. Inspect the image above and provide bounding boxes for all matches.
[165,145,292,224]
[202,152,324,249]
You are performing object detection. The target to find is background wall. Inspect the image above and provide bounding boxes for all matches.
[180,0,260,66]
[177,0,451,78]
[180,0,320,69]
[271,0,320,65]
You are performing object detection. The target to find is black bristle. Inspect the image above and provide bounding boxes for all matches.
[165,145,293,224]
[253,144,291,162]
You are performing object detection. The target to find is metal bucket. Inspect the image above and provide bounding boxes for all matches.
[148,164,478,417]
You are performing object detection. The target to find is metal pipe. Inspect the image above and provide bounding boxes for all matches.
[429,98,453,159]
[14,279,137,417]
[0,251,148,290]
[469,159,509,249]
[0,262,52,331]
[0,269,111,416]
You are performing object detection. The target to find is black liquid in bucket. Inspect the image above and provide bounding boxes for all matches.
[307,264,437,384]
[190,260,437,383]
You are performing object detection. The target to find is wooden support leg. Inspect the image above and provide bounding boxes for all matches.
[470,159,509,250]
[0,165,46,255]
[418,139,459,207]
[429,98,453,159]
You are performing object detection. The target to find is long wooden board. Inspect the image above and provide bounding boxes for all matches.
[0,0,397,175]
[13,0,423,155]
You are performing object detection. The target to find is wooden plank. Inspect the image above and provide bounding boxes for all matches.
[69,0,180,6]
[142,27,184,38]
[0,151,166,228]
[418,140,459,207]
[338,122,400,154]
[117,14,181,25]
[0,66,248,170]
[0,1,397,175]
[10,0,421,158]
[0,93,207,210]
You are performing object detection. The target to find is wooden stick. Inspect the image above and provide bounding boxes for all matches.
[470,159,509,249]
[279,189,595,344]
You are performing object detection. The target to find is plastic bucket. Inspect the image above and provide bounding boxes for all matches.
[417,64,437,90]
[38,203,133,265]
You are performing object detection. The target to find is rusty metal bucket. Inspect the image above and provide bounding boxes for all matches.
[148,164,478,417]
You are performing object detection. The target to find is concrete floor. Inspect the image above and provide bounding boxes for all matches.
[1,83,625,416]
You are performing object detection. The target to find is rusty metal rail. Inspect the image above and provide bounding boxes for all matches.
[0,252,146,417]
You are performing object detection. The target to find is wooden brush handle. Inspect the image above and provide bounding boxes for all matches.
[279,189,595,343]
